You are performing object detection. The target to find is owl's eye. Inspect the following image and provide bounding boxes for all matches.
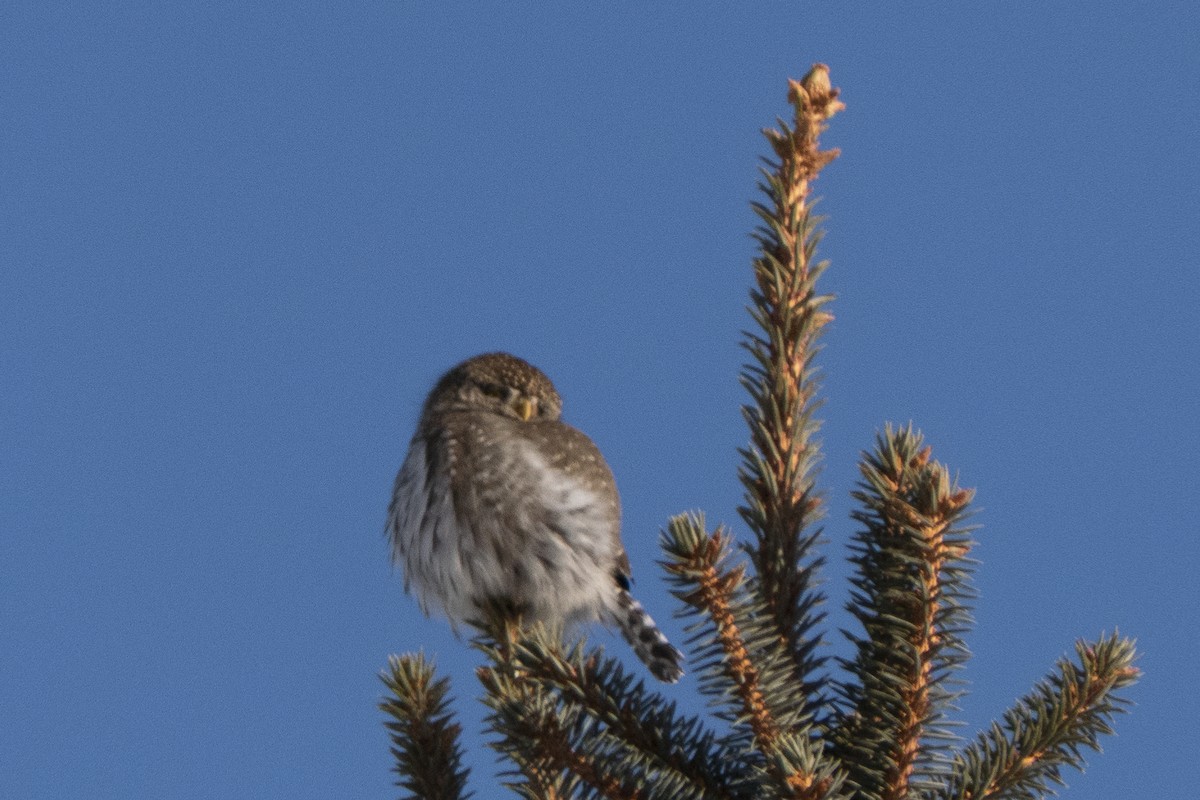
[477,382,510,402]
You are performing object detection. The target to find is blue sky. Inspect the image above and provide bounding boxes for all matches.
[3,3,1197,798]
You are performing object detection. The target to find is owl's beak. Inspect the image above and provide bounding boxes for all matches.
[512,396,537,421]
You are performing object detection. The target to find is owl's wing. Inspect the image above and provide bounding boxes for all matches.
[520,421,628,571]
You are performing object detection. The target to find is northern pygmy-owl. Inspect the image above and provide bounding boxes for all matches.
[388,352,683,682]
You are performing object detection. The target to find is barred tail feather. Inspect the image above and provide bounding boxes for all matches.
[614,589,684,683]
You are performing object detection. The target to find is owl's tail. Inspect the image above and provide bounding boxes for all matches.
[613,589,684,683]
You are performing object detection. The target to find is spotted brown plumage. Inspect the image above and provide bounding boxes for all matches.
[387,352,683,682]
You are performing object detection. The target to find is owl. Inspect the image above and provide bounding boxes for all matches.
[387,352,683,682]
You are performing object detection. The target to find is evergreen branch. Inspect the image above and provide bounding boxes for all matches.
[738,64,844,725]
[832,425,976,800]
[512,628,742,800]
[944,633,1139,800]
[477,616,674,800]
[474,614,574,799]
[661,513,779,741]
[379,653,472,800]
[662,512,833,800]
[479,663,627,800]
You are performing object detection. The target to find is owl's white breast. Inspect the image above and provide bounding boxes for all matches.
[389,425,623,628]
[388,437,467,620]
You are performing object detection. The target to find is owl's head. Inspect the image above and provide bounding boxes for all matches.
[426,352,563,422]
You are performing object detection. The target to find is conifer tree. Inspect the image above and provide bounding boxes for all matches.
[379,64,1139,800]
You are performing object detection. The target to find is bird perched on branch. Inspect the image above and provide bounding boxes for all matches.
[387,352,683,682]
